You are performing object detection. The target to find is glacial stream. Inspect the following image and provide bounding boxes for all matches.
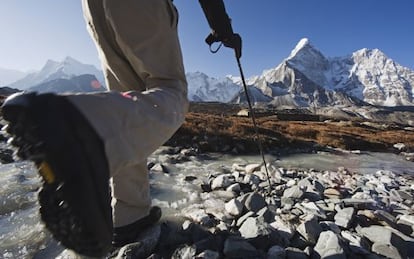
[0,149,413,258]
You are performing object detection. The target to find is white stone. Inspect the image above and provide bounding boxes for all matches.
[270,217,294,239]
[182,208,209,224]
[380,175,393,184]
[314,231,346,258]
[286,179,297,187]
[232,163,245,171]
[341,230,363,247]
[335,207,355,228]
[225,198,243,216]
[245,163,262,174]
[397,214,414,226]
[226,183,241,193]
[239,217,271,239]
[204,198,227,221]
[394,143,406,150]
[211,174,234,190]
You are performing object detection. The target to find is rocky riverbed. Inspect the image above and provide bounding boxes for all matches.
[107,146,414,259]
[58,147,414,259]
[1,145,414,258]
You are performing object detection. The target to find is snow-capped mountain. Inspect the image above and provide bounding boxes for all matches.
[28,74,106,93]
[249,38,414,107]
[293,39,414,106]
[189,38,414,108]
[0,68,27,87]
[2,40,412,108]
[186,72,240,102]
[9,57,105,90]
[344,48,414,106]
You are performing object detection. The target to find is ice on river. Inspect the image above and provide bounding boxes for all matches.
[276,150,414,175]
[0,162,53,258]
[0,149,413,258]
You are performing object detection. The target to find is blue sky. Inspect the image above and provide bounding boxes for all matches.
[0,0,413,78]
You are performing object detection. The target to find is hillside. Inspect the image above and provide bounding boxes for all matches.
[167,102,414,155]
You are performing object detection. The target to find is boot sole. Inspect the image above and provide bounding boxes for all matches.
[2,93,113,257]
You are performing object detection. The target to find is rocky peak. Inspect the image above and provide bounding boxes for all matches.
[351,48,390,69]
[287,38,329,69]
[186,71,240,103]
[287,38,311,59]
[347,48,414,106]
[285,38,330,86]
[42,59,60,73]
[9,57,105,90]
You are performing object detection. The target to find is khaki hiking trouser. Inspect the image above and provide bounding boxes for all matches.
[67,0,188,227]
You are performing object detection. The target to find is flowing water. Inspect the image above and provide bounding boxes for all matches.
[0,148,413,258]
[275,151,414,175]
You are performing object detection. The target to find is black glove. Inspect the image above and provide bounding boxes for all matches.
[222,33,242,59]
[199,0,242,58]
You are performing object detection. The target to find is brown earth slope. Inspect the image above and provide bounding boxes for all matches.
[167,102,414,154]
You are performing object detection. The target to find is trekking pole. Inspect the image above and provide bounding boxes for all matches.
[197,0,274,190]
[201,20,273,192]
[233,52,273,193]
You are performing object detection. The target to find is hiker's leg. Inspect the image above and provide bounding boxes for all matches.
[110,161,151,227]
[77,0,188,227]
[81,0,146,92]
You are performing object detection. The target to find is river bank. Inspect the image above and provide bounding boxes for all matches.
[1,146,413,258]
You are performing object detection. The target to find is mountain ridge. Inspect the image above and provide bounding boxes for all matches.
[2,39,413,109]
[8,57,105,90]
[29,74,106,93]
[229,38,414,108]
[0,67,28,87]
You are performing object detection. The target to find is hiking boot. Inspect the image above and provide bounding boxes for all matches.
[2,92,113,257]
[112,206,162,248]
